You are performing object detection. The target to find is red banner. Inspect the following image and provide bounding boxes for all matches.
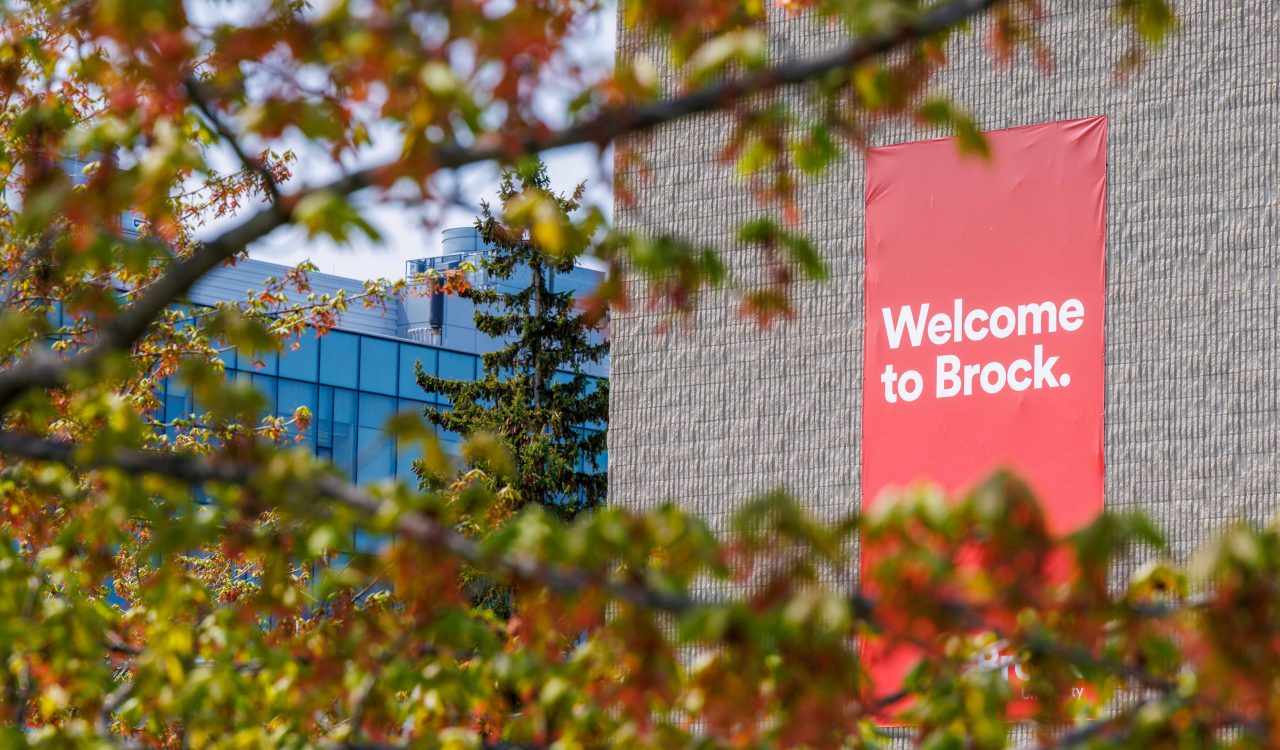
[861,117,1107,706]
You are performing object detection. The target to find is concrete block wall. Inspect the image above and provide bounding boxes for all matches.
[611,1,1280,562]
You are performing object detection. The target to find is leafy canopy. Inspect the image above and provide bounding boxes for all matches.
[0,1,1229,749]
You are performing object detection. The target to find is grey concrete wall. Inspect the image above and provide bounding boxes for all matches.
[610,1,1280,560]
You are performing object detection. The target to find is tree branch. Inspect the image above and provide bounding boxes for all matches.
[0,429,697,614]
[0,425,1203,734]
[0,170,359,413]
[0,0,1000,416]
[426,0,1004,162]
[0,427,1206,646]
[182,76,281,204]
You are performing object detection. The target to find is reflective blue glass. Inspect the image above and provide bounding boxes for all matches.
[399,344,436,399]
[46,301,63,330]
[358,392,395,427]
[433,404,463,457]
[163,380,190,440]
[356,392,395,482]
[231,348,276,376]
[439,350,476,381]
[215,342,237,370]
[353,528,388,554]
[317,386,357,478]
[319,332,359,388]
[163,380,188,421]
[396,399,427,484]
[583,438,607,473]
[251,373,277,409]
[277,379,318,444]
[585,376,606,431]
[437,351,476,407]
[250,348,278,376]
[359,337,397,396]
[279,333,319,382]
[199,307,235,370]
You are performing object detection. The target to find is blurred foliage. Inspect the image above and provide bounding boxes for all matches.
[0,0,1203,748]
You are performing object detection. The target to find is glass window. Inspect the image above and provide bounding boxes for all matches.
[399,344,436,399]
[439,350,476,381]
[433,404,463,458]
[356,393,395,482]
[279,333,319,382]
[214,338,237,371]
[162,379,190,441]
[396,400,428,485]
[278,379,318,445]
[251,373,277,411]
[359,337,397,396]
[318,386,357,478]
[46,301,63,330]
[396,439,423,485]
[436,351,476,408]
[353,528,388,554]
[317,387,332,448]
[248,348,278,376]
[581,440,607,474]
[319,332,359,388]
[359,392,396,427]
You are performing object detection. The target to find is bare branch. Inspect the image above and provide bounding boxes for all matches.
[182,76,282,204]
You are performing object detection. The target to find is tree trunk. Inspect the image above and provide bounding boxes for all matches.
[530,249,545,409]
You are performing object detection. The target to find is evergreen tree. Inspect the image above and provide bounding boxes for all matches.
[416,160,609,522]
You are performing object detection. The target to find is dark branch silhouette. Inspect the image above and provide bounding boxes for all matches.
[0,0,1002,414]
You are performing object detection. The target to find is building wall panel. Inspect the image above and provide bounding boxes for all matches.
[611,1,1280,564]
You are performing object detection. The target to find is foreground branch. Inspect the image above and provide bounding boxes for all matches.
[0,429,1197,683]
[0,0,1000,415]
[2,428,1214,749]
[0,429,1205,638]
[426,0,1004,160]
[0,430,697,614]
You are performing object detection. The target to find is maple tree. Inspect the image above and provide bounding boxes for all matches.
[14,0,1280,749]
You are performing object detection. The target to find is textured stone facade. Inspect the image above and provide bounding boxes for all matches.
[611,1,1280,561]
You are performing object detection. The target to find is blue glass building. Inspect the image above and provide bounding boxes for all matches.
[152,226,607,488]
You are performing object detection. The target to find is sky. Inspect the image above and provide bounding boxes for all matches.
[191,1,617,282]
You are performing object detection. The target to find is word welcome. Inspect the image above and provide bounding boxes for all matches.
[883,298,1085,350]
[877,297,1086,404]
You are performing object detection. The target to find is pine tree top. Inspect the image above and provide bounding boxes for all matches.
[416,158,609,522]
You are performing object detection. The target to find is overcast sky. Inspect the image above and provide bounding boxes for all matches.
[192,2,617,281]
